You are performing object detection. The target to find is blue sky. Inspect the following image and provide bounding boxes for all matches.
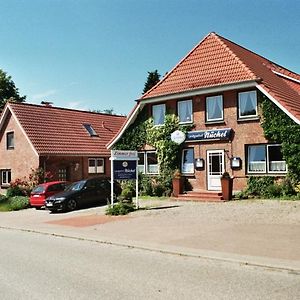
[0,0,299,115]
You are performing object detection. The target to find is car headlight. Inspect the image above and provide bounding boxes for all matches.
[54,197,66,203]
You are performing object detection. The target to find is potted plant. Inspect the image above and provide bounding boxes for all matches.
[220,171,233,200]
[172,169,183,197]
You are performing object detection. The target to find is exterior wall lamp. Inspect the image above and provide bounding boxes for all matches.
[195,158,205,169]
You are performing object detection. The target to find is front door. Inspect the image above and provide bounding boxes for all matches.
[207,150,225,190]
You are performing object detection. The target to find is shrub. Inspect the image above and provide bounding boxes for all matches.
[121,188,133,202]
[0,194,7,202]
[106,202,135,215]
[6,186,27,197]
[8,196,29,211]
[246,176,275,197]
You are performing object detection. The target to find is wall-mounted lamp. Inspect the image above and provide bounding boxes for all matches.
[195,158,204,169]
[230,157,242,169]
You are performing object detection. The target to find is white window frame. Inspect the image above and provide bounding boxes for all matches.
[1,169,11,185]
[88,158,104,174]
[178,100,193,124]
[138,152,146,174]
[6,131,14,150]
[146,151,159,174]
[267,144,287,174]
[247,144,287,174]
[238,90,258,119]
[206,95,224,122]
[152,104,166,126]
[181,148,195,174]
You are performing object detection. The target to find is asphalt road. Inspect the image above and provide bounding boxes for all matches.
[0,228,299,300]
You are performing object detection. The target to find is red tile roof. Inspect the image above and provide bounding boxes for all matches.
[142,32,300,123]
[7,102,126,156]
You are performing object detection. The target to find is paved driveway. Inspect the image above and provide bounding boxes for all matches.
[0,199,299,272]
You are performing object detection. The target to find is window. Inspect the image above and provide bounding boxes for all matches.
[88,158,104,174]
[146,152,158,174]
[181,148,195,174]
[6,132,14,149]
[138,152,145,174]
[206,95,223,122]
[1,169,11,185]
[152,104,166,125]
[83,124,98,136]
[238,90,257,118]
[247,144,287,174]
[138,151,158,174]
[58,168,68,181]
[178,100,193,123]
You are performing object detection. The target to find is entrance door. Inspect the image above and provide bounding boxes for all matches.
[207,150,225,190]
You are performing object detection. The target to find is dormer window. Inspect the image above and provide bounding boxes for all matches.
[83,124,98,136]
[6,132,14,149]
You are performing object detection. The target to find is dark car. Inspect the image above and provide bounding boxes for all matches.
[45,177,121,212]
[30,181,68,209]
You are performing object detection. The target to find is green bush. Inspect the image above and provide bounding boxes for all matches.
[246,176,275,197]
[106,202,135,216]
[6,186,26,198]
[139,174,154,196]
[8,196,29,211]
[121,188,133,202]
[0,194,7,202]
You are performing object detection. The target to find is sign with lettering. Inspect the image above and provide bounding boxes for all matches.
[186,128,232,142]
[171,130,186,144]
[113,160,137,180]
[111,150,138,160]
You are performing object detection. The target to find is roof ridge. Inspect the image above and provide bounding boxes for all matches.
[9,101,126,118]
[141,32,214,99]
[213,33,258,80]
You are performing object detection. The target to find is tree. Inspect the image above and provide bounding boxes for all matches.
[0,69,26,111]
[143,70,160,94]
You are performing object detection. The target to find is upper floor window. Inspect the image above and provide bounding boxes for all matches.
[206,95,223,122]
[6,132,14,149]
[178,100,193,124]
[247,144,287,174]
[152,104,165,125]
[181,148,195,174]
[1,169,11,186]
[238,90,257,119]
[88,158,104,174]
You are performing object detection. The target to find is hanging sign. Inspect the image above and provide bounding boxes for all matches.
[113,160,137,180]
[186,128,232,142]
[171,130,186,144]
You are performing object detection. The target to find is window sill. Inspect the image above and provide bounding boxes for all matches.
[0,184,9,189]
[205,120,225,126]
[237,116,260,123]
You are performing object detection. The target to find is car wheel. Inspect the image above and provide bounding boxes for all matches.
[66,199,77,211]
[35,206,42,210]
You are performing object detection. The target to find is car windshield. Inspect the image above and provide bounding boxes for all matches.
[32,186,46,193]
[65,180,86,191]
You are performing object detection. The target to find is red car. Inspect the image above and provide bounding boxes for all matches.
[30,181,68,209]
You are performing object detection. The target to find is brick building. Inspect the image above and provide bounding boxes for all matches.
[109,32,300,194]
[0,102,125,193]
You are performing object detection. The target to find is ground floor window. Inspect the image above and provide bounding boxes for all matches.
[138,151,158,174]
[1,169,11,186]
[181,148,195,174]
[247,144,287,174]
[88,158,104,174]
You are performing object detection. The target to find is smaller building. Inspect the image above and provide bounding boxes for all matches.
[0,102,126,193]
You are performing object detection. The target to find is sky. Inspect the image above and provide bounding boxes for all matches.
[0,0,299,115]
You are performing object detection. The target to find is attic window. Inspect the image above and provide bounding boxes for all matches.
[83,124,98,136]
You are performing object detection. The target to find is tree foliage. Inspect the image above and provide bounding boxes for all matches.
[143,70,160,94]
[0,69,26,111]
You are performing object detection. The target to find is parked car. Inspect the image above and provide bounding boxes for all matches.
[45,177,122,212]
[30,181,68,209]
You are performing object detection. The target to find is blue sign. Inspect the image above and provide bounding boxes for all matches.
[113,160,137,180]
[186,128,232,142]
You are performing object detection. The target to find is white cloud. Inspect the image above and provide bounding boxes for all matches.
[31,89,58,102]
[66,101,89,111]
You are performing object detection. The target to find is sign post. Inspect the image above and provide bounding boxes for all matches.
[110,150,139,208]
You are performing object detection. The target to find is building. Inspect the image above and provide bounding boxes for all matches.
[109,32,300,194]
[0,102,126,192]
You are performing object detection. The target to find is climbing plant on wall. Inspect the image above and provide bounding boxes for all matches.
[260,95,300,183]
